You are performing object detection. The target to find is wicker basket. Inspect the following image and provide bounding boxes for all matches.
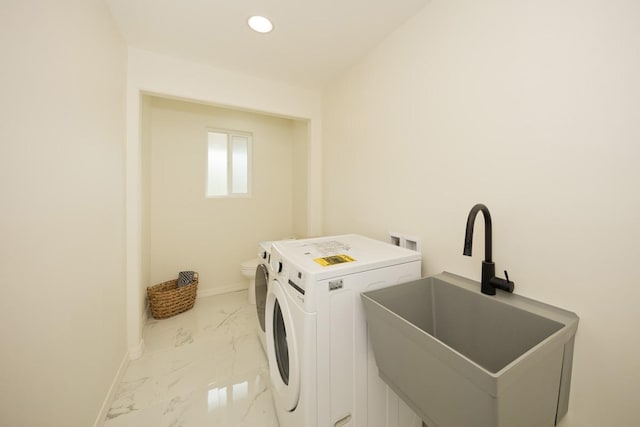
[147,273,198,319]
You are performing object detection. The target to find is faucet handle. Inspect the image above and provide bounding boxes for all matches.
[504,270,515,292]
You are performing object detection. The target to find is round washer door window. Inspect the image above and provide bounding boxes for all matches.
[273,299,290,384]
[265,279,300,411]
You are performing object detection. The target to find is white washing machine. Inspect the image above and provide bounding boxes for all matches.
[265,234,423,427]
[255,240,272,354]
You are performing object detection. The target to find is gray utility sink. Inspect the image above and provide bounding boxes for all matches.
[361,272,578,427]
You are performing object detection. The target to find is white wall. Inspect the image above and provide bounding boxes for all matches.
[141,95,152,314]
[147,97,302,293]
[292,120,310,238]
[323,0,640,425]
[0,1,127,426]
[126,47,323,353]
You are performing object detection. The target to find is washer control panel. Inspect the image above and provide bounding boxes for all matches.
[287,268,305,296]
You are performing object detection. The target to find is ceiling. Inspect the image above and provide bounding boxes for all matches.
[106,0,429,89]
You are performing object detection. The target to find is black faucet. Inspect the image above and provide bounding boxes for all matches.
[463,204,515,296]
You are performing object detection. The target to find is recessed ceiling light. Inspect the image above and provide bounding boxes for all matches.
[248,16,273,33]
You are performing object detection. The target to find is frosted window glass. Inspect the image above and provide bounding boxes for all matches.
[206,130,251,197]
[231,136,248,194]
[207,132,228,196]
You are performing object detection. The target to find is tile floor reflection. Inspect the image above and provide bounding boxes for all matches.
[104,291,279,427]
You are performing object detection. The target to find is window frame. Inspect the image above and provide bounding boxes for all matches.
[205,128,253,198]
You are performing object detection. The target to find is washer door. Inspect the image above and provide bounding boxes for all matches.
[255,264,269,333]
[266,278,300,411]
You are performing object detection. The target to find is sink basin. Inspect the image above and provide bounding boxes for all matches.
[361,272,578,427]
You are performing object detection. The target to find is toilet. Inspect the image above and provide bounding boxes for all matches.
[240,258,261,304]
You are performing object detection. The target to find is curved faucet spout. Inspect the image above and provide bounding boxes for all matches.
[463,203,492,263]
[462,203,513,296]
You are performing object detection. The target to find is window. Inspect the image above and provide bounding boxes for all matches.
[207,130,252,197]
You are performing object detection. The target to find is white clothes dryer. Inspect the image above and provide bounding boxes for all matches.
[265,234,422,427]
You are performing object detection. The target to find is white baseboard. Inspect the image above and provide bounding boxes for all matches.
[198,282,248,298]
[93,350,130,427]
[129,339,144,360]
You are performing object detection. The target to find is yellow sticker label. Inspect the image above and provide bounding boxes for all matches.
[314,254,356,267]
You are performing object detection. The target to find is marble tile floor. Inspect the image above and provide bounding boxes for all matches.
[104,290,279,427]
